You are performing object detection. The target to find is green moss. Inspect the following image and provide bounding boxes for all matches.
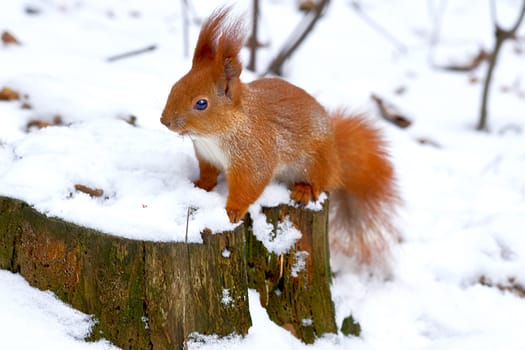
[1,195,337,347]
[341,315,361,337]
[245,203,337,344]
[1,196,151,349]
[0,197,22,270]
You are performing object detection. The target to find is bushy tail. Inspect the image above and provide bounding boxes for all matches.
[329,111,400,265]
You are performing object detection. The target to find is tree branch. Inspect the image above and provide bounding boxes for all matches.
[107,45,157,62]
[247,0,260,72]
[351,0,407,54]
[264,0,330,76]
[478,0,525,131]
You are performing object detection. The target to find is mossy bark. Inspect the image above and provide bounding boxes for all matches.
[246,202,337,343]
[0,196,250,349]
[143,228,250,349]
[0,196,336,347]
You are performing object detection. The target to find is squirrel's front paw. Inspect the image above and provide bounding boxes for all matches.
[226,206,246,223]
[290,182,318,204]
[194,178,217,192]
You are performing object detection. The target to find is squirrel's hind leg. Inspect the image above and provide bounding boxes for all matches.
[290,182,320,204]
[289,139,341,205]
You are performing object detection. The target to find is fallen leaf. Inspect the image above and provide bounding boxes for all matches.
[1,31,21,45]
[26,115,64,131]
[0,87,20,100]
[479,275,525,298]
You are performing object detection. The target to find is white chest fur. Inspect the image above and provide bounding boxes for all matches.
[191,135,229,171]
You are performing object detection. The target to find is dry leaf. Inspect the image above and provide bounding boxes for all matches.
[26,115,63,130]
[0,87,20,100]
[479,275,525,298]
[1,31,21,45]
[298,0,318,11]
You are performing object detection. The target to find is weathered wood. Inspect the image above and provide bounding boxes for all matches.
[246,202,337,343]
[143,229,250,349]
[0,197,151,349]
[0,195,337,347]
[0,196,250,349]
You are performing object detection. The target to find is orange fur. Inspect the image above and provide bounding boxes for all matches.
[161,8,400,264]
[330,113,400,263]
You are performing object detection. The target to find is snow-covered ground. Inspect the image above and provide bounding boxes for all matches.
[1,0,525,349]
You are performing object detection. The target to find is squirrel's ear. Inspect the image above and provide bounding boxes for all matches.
[223,57,241,81]
[217,48,242,98]
[217,17,245,98]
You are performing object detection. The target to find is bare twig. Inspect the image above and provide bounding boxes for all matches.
[371,94,412,128]
[107,45,157,62]
[350,1,407,54]
[478,0,525,131]
[427,0,448,64]
[74,184,104,198]
[416,137,441,148]
[264,0,329,76]
[427,0,448,45]
[247,0,260,72]
[183,206,189,350]
[181,0,190,58]
[436,49,491,72]
[183,206,196,350]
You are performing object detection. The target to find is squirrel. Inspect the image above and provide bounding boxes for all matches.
[161,7,400,264]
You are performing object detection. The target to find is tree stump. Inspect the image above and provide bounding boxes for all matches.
[0,195,336,348]
[246,203,337,343]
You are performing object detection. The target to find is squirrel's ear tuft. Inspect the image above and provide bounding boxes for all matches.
[192,6,245,77]
[192,8,228,64]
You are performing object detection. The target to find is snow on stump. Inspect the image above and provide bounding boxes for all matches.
[0,195,336,348]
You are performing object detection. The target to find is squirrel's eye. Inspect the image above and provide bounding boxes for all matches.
[194,99,208,111]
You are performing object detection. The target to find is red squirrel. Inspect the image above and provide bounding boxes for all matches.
[161,8,399,263]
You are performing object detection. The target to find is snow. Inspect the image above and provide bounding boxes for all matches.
[1,0,525,349]
[0,270,117,350]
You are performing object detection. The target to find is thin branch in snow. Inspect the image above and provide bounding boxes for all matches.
[74,184,104,198]
[478,0,525,131]
[351,0,408,54]
[435,49,491,72]
[107,45,157,62]
[371,94,412,129]
[264,0,329,76]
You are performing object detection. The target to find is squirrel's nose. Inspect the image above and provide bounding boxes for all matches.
[160,116,170,127]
